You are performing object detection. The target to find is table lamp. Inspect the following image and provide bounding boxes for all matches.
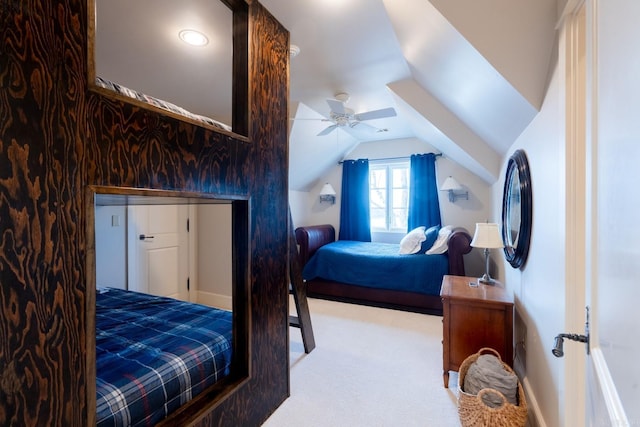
[470,222,504,285]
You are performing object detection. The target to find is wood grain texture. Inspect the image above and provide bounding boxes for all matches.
[0,0,290,425]
[186,4,292,425]
[1,0,87,425]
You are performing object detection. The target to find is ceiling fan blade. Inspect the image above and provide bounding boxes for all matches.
[326,98,347,115]
[317,124,338,136]
[354,107,397,121]
[349,121,378,132]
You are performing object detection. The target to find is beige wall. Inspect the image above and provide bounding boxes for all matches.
[195,204,233,310]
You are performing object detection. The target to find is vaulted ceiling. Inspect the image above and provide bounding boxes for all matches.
[94,0,559,192]
[261,0,558,190]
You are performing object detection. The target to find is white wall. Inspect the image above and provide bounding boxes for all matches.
[289,188,338,231]
[491,34,566,427]
[290,137,492,233]
[95,205,127,289]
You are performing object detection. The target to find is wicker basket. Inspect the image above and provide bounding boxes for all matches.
[457,348,528,427]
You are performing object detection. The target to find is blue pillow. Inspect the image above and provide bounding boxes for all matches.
[421,225,440,253]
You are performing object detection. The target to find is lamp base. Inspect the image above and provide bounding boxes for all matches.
[478,274,499,285]
[478,248,499,285]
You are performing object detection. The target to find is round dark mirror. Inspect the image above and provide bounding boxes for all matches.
[501,149,532,269]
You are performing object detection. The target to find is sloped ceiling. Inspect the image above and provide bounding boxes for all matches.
[261,0,558,191]
[289,102,360,191]
[94,0,559,192]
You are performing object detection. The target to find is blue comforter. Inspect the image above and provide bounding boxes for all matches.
[302,240,449,295]
[95,288,233,427]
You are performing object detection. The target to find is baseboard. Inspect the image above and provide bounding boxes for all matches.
[520,374,546,427]
[196,290,232,311]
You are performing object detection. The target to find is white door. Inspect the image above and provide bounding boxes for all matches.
[127,204,190,301]
[586,0,635,424]
[568,0,633,425]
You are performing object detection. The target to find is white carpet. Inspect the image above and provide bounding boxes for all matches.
[263,298,462,427]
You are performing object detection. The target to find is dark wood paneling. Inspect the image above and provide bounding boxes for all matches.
[188,4,292,425]
[1,0,88,425]
[0,0,290,425]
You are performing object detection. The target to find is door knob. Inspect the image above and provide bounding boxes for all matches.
[552,333,589,357]
[139,234,155,241]
[552,307,590,358]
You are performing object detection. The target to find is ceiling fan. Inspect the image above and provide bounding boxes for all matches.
[315,92,397,136]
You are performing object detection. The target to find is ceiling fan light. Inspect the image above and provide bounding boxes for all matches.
[318,96,396,136]
[334,92,350,103]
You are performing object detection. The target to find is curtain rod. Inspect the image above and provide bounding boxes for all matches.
[338,153,442,164]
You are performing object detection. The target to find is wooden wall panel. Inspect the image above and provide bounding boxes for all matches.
[0,0,88,425]
[189,4,293,425]
[0,0,290,425]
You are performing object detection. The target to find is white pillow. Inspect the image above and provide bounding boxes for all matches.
[399,226,427,254]
[426,225,453,255]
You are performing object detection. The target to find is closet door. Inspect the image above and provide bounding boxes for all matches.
[127,205,190,302]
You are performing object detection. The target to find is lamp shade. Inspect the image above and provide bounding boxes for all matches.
[470,222,504,249]
[440,176,462,191]
[319,183,336,196]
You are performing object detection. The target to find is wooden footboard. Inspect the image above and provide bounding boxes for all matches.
[295,224,335,265]
[294,225,472,315]
[304,279,446,315]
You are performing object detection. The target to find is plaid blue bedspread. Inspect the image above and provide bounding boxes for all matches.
[95,288,233,427]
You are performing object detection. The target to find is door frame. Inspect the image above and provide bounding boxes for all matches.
[566,1,630,425]
[563,0,588,425]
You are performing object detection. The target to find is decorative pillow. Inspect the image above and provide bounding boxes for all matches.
[399,226,427,254]
[420,225,440,253]
[426,225,453,255]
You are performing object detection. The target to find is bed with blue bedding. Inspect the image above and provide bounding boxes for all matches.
[296,225,472,315]
[303,240,449,296]
[95,287,233,427]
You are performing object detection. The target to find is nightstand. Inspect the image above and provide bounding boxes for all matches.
[440,274,514,388]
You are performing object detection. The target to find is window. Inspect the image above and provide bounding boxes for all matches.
[369,161,410,232]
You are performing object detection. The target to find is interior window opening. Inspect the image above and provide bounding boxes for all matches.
[89,189,249,426]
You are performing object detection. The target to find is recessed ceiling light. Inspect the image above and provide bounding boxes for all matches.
[179,29,209,47]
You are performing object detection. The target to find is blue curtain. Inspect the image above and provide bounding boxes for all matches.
[339,159,371,241]
[407,153,441,231]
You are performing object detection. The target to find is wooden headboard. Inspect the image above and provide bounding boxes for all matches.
[295,225,472,276]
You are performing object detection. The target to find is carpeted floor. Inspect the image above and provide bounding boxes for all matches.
[262,298,462,427]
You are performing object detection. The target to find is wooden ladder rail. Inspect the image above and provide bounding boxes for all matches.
[288,210,315,353]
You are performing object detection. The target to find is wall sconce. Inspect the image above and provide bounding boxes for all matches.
[440,176,468,203]
[319,182,336,204]
[470,222,504,285]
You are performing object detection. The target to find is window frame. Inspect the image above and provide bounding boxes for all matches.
[369,159,411,233]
